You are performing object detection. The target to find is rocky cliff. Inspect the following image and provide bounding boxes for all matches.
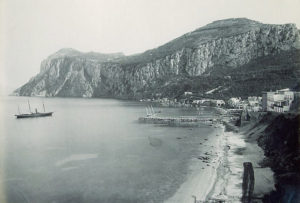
[256,113,300,202]
[14,18,300,99]
[242,112,300,202]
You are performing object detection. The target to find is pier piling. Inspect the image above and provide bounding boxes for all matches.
[242,162,255,203]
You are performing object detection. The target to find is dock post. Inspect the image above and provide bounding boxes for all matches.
[242,162,255,203]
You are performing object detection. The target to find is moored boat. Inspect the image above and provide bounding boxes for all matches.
[15,112,53,119]
[15,100,54,119]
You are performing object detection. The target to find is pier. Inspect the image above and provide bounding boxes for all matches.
[139,115,220,123]
[138,115,237,127]
[139,105,240,126]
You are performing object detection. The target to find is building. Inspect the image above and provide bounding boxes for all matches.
[247,96,262,112]
[227,97,241,108]
[184,91,193,96]
[192,99,225,107]
[262,88,294,112]
[215,100,225,107]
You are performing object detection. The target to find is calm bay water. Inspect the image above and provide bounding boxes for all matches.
[0,96,217,203]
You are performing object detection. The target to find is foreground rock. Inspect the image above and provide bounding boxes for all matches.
[257,113,300,202]
[244,112,300,202]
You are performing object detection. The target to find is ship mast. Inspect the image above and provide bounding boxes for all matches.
[151,106,155,116]
[27,100,32,113]
[43,101,46,112]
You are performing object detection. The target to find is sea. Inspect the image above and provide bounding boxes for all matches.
[0,96,219,203]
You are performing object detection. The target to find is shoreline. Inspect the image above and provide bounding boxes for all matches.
[205,126,245,202]
[205,121,275,202]
[166,119,276,203]
[165,124,226,203]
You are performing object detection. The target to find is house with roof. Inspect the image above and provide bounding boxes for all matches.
[262,88,294,112]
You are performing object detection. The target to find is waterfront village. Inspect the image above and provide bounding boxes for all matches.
[140,88,300,113]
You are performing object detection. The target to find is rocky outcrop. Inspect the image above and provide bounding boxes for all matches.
[242,112,300,202]
[14,18,300,98]
[258,114,300,178]
[253,113,300,202]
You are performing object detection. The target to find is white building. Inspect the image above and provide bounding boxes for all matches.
[262,88,294,112]
[184,91,193,96]
[247,96,262,112]
[215,100,225,107]
[227,97,241,108]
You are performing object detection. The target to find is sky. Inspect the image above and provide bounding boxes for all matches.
[1,0,300,95]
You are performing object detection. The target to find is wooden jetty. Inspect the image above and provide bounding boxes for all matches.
[138,115,222,127]
[139,106,240,126]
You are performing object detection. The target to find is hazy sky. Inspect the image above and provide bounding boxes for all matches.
[1,0,300,95]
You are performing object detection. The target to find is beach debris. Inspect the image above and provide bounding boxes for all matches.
[209,197,226,202]
[235,147,246,155]
[198,156,205,160]
[197,156,210,164]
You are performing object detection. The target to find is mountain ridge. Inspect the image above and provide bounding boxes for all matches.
[14,18,300,99]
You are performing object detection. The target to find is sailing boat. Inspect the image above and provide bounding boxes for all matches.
[145,105,156,117]
[15,100,53,119]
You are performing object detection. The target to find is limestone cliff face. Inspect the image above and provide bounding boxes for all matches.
[15,18,300,98]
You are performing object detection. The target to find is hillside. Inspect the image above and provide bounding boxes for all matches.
[14,18,300,99]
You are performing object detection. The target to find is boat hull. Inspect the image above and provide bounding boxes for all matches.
[15,112,53,119]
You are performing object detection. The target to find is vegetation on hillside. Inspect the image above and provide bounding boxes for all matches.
[145,49,300,100]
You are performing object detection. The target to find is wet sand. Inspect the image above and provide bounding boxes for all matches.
[206,122,275,202]
[166,120,275,203]
[166,125,225,203]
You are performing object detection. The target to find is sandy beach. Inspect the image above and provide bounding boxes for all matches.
[166,120,276,203]
[206,122,275,202]
[165,125,226,203]
[206,128,246,202]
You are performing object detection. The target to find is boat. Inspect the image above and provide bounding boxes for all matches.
[15,100,53,119]
[15,112,53,119]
